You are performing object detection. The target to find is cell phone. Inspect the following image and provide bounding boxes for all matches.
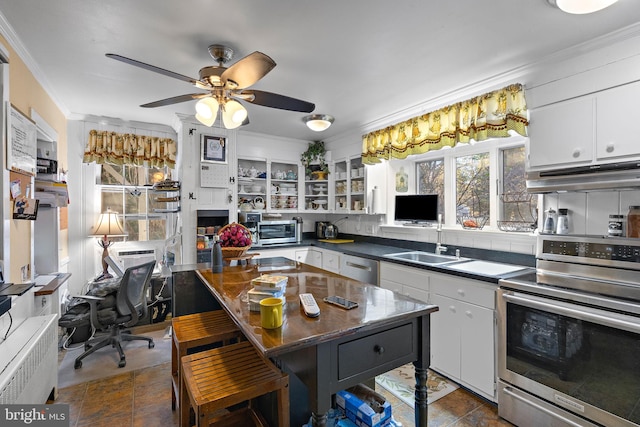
[323,295,358,310]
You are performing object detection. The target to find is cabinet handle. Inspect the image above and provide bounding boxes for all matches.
[457,289,465,297]
[572,148,581,158]
[374,345,385,355]
[606,142,615,153]
[465,310,472,317]
[449,305,456,312]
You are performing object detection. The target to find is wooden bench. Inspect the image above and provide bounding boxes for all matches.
[181,341,289,427]
[171,311,243,413]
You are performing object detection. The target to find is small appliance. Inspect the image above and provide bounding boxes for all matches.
[256,220,297,246]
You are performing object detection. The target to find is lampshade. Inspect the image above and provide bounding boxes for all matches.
[195,97,219,127]
[91,210,127,237]
[548,0,618,14]
[303,114,334,132]
[222,100,248,130]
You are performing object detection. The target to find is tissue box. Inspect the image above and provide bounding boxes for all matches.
[336,384,392,427]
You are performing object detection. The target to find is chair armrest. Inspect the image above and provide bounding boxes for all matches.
[73,295,105,329]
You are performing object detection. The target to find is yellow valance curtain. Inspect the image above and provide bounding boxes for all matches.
[362,83,529,164]
[83,130,177,169]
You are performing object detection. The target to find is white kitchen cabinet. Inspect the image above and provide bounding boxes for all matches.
[528,80,640,171]
[379,261,429,302]
[429,272,496,401]
[295,248,323,268]
[527,96,594,170]
[596,80,640,161]
[252,247,297,260]
[330,155,387,214]
[321,248,341,274]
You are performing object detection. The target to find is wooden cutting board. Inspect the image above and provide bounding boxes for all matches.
[318,239,355,243]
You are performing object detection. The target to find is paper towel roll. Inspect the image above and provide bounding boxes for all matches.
[371,186,383,214]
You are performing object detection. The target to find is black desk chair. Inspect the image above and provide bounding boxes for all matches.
[74,260,156,369]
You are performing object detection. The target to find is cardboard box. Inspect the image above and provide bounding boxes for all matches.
[336,384,392,427]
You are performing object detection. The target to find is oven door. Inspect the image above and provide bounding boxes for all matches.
[497,285,640,427]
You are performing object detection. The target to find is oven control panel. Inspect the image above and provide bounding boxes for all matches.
[541,239,640,263]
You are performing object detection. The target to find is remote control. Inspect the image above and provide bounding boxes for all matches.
[299,293,320,318]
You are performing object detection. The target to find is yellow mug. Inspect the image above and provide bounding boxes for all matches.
[260,297,284,329]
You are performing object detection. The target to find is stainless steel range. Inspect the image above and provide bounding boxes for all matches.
[498,235,640,427]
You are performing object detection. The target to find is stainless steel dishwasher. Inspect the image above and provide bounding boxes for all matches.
[340,254,378,285]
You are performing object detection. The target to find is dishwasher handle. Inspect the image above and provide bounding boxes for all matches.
[345,261,372,271]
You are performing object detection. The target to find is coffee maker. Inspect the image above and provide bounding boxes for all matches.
[239,211,261,245]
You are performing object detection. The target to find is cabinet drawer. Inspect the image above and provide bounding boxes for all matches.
[430,273,495,309]
[34,294,53,316]
[338,323,415,380]
[323,250,340,273]
[380,262,429,289]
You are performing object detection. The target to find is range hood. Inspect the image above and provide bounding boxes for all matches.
[526,160,640,193]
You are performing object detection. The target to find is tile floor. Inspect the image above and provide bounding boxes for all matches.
[53,357,514,427]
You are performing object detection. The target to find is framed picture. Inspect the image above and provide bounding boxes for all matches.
[201,135,227,164]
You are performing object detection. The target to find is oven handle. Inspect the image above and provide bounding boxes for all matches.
[502,291,640,334]
[501,386,588,427]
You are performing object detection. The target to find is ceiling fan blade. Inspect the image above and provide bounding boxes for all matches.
[241,90,315,113]
[221,51,276,89]
[141,93,210,108]
[106,53,201,86]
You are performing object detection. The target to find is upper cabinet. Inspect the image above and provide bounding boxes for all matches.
[331,155,386,214]
[527,80,640,172]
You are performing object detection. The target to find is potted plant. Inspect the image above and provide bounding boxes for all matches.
[301,141,329,179]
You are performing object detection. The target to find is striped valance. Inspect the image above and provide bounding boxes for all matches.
[83,130,176,169]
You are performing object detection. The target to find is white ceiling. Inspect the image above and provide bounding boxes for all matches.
[0,0,639,142]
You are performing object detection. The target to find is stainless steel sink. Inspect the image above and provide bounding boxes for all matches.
[383,251,465,265]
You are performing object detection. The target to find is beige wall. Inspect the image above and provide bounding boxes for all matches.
[0,35,67,281]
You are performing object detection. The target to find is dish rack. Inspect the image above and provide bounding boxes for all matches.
[498,192,538,232]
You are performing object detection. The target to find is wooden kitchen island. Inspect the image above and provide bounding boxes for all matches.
[195,257,438,427]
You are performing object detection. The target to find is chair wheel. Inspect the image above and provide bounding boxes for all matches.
[74,360,82,369]
[118,359,126,368]
[149,342,155,349]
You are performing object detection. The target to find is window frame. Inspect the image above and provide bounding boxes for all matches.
[412,135,528,230]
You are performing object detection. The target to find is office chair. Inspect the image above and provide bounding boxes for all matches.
[73,260,157,369]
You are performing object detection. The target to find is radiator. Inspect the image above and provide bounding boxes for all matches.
[0,314,58,404]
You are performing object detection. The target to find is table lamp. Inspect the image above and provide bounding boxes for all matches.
[91,209,127,281]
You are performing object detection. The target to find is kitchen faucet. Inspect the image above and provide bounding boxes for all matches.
[435,214,447,255]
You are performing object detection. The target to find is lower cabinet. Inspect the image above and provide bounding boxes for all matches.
[379,261,429,302]
[321,248,341,274]
[429,272,496,401]
[295,248,323,268]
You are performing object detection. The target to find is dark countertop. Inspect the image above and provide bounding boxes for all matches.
[248,234,536,284]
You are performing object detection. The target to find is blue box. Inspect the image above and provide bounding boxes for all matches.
[336,385,392,427]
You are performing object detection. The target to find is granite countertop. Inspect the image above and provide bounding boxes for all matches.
[249,236,536,285]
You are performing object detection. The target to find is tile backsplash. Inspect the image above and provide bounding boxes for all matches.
[544,189,640,237]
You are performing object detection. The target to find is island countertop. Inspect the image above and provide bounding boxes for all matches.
[195,256,438,358]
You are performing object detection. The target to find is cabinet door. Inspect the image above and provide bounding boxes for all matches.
[253,248,296,260]
[596,81,640,161]
[322,249,341,273]
[528,96,594,170]
[460,301,495,398]
[430,293,461,378]
[296,248,322,268]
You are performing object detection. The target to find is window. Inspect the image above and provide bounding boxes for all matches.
[413,136,531,231]
[98,164,169,241]
[416,159,445,216]
[456,152,490,223]
[500,146,537,230]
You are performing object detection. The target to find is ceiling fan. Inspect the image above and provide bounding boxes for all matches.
[106,44,315,129]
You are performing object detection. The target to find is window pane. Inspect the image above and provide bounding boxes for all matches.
[501,146,537,224]
[99,164,124,185]
[456,153,490,221]
[124,218,141,241]
[101,189,123,214]
[148,218,167,241]
[125,189,147,215]
[417,159,445,217]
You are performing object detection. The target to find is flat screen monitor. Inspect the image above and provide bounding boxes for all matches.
[394,194,438,224]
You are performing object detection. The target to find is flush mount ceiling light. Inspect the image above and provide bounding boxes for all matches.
[303,114,335,132]
[547,0,618,14]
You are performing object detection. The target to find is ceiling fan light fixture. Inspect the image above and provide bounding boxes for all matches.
[547,0,618,14]
[222,99,248,130]
[303,114,334,132]
[195,97,219,118]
